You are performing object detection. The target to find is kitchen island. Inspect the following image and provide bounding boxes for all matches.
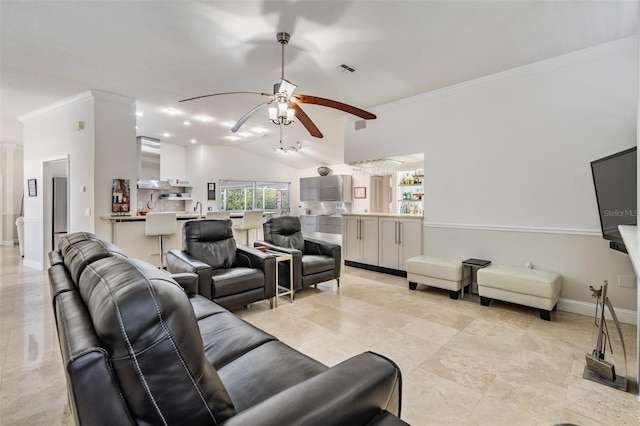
[100,211,272,267]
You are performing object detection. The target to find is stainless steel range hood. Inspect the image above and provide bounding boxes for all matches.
[136,179,170,190]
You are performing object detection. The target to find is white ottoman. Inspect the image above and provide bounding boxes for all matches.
[406,255,470,300]
[477,264,562,321]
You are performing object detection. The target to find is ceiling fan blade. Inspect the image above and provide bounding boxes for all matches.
[179,91,273,103]
[231,102,271,133]
[293,94,377,120]
[290,101,323,138]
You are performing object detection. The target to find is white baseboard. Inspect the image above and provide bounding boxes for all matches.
[22,259,43,271]
[558,298,637,325]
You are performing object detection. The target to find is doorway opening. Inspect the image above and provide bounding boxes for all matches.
[43,158,69,258]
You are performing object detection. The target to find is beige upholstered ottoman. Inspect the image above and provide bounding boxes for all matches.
[406,255,470,299]
[477,264,562,321]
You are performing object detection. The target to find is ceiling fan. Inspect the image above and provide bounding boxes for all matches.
[179,32,376,139]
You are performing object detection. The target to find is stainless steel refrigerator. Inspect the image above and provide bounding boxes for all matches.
[52,177,68,249]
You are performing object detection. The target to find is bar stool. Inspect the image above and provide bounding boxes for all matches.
[206,211,231,220]
[145,212,177,269]
[233,210,264,245]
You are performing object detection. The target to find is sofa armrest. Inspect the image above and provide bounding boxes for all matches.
[166,249,213,299]
[221,351,402,426]
[170,272,199,296]
[235,246,277,299]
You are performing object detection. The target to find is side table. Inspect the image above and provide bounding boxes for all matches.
[265,250,294,307]
[461,258,491,298]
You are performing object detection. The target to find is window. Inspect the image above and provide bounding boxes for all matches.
[219,180,290,212]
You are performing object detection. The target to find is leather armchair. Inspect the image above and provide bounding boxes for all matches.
[255,216,340,291]
[167,219,276,310]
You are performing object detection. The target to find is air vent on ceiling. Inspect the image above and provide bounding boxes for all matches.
[337,64,357,74]
[355,120,366,130]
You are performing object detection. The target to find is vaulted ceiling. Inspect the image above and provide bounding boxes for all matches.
[1,1,637,169]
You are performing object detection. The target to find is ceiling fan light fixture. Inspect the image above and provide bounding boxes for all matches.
[273,139,301,154]
[286,108,295,121]
[278,79,297,97]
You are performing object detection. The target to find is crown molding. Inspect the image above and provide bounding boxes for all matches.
[18,90,135,122]
[18,91,93,122]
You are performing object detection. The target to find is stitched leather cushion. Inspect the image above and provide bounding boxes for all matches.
[63,239,127,285]
[211,267,264,298]
[302,255,334,275]
[183,219,237,269]
[78,256,236,425]
[264,216,304,251]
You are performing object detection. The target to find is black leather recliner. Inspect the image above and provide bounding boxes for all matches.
[256,216,341,291]
[167,219,277,309]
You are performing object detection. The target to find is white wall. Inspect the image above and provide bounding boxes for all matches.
[183,144,299,213]
[161,142,186,181]
[20,91,135,269]
[345,38,638,312]
[94,92,137,239]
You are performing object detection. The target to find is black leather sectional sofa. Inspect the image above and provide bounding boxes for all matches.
[47,232,408,425]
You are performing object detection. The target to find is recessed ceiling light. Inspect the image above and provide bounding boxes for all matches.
[162,107,181,116]
[135,111,144,117]
[183,121,191,126]
[194,115,213,122]
[251,126,268,134]
[226,135,240,141]
[190,139,197,144]
[162,132,172,138]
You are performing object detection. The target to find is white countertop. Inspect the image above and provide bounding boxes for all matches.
[619,225,640,277]
[341,212,424,219]
[100,213,204,221]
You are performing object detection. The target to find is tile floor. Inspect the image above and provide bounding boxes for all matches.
[1,244,638,425]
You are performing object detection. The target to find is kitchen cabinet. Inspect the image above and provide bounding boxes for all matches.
[300,175,352,202]
[300,215,319,233]
[300,178,319,202]
[378,217,423,270]
[319,215,342,234]
[343,215,379,265]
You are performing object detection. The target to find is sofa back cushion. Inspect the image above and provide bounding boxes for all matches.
[264,216,305,251]
[78,256,236,424]
[63,238,127,285]
[183,219,237,269]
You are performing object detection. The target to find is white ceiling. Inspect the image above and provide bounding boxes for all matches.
[1,1,637,169]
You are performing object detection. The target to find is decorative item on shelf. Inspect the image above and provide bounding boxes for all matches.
[317,166,331,176]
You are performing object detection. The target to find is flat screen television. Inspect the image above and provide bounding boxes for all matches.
[590,146,637,253]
